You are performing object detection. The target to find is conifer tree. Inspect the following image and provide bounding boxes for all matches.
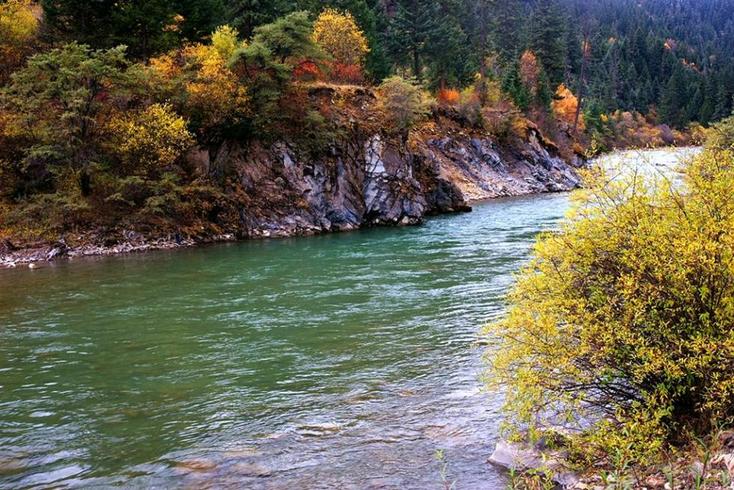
[385,0,440,81]
[529,0,568,88]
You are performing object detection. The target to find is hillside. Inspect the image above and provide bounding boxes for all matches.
[0,0,723,263]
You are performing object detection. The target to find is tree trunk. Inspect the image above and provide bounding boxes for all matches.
[573,37,590,135]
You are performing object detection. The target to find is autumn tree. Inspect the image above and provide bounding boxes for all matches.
[551,83,584,129]
[107,104,194,178]
[149,26,249,145]
[312,8,370,82]
[0,43,134,196]
[374,76,430,140]
[519,50,541,97]
[0,0,40,82]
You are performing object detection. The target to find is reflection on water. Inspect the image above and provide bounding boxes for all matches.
[0,148,690,489]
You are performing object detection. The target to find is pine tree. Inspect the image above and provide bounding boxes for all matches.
[492,0,523,63]
[385,0,440,81]
[713,83,732,121]
[529,0,568,88]
[659,64,687,128]
[227,0,295,37]
[41,0,225,58]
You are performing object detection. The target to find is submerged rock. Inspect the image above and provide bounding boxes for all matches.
[231,462,272,477]
[175,458,217,473]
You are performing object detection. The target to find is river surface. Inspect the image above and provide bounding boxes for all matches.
[0,149,695,489]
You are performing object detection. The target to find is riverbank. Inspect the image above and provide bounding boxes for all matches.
[1,102,584,269]
[1,145,702,270]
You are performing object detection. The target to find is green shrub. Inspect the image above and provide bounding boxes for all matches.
[374,76,430,139]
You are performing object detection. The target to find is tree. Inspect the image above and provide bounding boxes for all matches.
[226,0,295,37]
[0,43,134,196]
[0,0,40,82]
[148,25,250,176]
[374,76,429,140]
[552,83,583,128]
[41,0,117,51]
[487,126,734,466]
[529,0,568,88]
[107,104,194,177]
[312,8,369,66]
[502,60,531,111]
[519,50,542,97]
[41,0,225,58]
[385,0,439,81]
[659,63,688,128]
[424,11,473,90]
[230,12,325,134]
[312,8,370,81]
[491,0,523,63]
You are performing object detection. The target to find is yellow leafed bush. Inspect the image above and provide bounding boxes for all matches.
[486,121,734,466]
[0,0,39,80]
[108,104,194,175]
[374,76,431,138]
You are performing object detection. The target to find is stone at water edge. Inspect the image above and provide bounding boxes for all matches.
[488,440,543,470]
[489,440,580,489]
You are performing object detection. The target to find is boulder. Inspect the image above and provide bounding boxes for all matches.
[489,439,579,489]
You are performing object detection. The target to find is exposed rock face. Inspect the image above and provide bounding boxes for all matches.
[426,128,581,201]
[226,127,581,239]
[0,120,583,267]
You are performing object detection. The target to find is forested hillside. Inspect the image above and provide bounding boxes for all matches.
[0,0,731,252]
[34,0,734,128]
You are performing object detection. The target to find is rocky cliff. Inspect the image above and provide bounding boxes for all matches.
[199,118,582,240]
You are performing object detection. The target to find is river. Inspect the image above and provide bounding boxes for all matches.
[0,149,696,489]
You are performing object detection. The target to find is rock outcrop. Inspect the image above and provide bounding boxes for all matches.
[212,123,582,239]
[0,107,584,267]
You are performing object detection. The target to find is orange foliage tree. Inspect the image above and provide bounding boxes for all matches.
[552,83,584,129]
[437,88,460,106]
[519,50,541,97]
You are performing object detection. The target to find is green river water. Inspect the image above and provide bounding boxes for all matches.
[0,149,693,489]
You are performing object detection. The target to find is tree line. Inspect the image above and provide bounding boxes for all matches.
[34,0,734,129]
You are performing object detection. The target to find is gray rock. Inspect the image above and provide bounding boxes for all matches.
[489,440,579,489]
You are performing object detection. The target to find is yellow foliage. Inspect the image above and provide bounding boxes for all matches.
[210,25,243,62]
[486,139,734,466]
[374,76,430,136]
[0,0,38,45]
[148,28,250,132]
[108,104,194,174]
[182,44,249,122]
[312,8,370,67]
[0,0,39,79]
[551,83,584,129]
